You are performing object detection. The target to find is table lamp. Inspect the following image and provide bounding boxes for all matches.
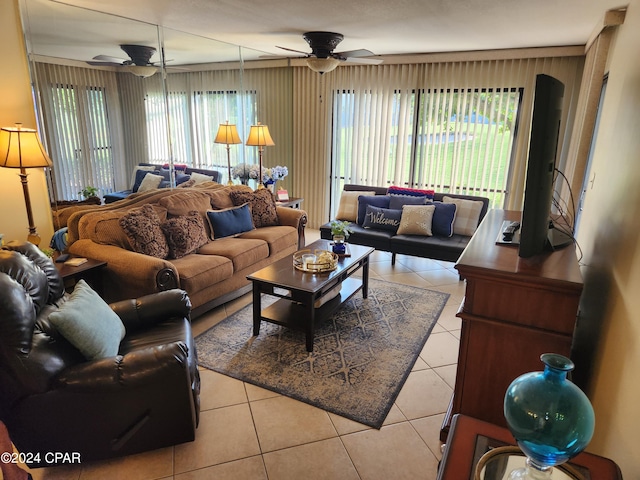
[245,122,274,189]
[0,124,53,246]
[214,121,242,185]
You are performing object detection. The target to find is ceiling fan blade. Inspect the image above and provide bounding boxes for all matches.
[92,54,126,63]
[343,57,384,65]
[336,49,376,58]
[86,60,123,67]
[276,45,310,56]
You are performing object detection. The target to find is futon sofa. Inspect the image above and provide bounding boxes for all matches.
[66,183,307,317]
[103,163,221,204]
[0,241,200,464]
[320,184,490,264]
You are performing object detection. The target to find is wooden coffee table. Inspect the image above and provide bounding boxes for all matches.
[247,239,375,352]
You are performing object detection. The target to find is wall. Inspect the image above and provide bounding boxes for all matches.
[0,0,53,247]
[575,0,640,476]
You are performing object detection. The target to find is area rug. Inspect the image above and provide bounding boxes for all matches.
[195,279,449,428]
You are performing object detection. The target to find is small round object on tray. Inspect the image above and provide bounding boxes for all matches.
[293,249,338,273]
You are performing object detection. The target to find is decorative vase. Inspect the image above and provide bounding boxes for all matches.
[332,235,346,254]
[503,353,595,479]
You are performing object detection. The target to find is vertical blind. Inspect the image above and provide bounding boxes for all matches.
[34,63,126,200]
[293,54,584,228]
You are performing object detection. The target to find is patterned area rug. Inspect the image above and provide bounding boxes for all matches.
[195,279,449,428]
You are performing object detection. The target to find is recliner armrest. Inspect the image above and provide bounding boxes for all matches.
[55,341,190,391]
[111,289,192,332]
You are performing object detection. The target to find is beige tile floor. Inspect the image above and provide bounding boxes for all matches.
[26,230,463,480]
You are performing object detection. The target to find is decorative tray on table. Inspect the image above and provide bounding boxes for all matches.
[293,249,338,273]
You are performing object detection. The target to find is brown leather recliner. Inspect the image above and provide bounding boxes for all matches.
[0,241,200,466]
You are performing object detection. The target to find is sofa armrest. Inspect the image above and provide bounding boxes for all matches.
[55,341,190,392]
[111,289,192,332]
[276,206,308,250]
[68,239,180,301]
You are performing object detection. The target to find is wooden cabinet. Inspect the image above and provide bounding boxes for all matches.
[441,209,583,442]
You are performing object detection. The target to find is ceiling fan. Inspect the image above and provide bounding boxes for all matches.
[274,32,383,74]
[87,44,164,78]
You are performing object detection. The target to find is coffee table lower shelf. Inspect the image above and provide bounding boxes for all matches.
[260,277,361,329]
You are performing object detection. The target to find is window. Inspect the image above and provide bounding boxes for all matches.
[145,89,257,170]
[331,87,521,215]
[48,84,115,200]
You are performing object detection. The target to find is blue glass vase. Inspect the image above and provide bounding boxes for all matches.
[503,353,595,479]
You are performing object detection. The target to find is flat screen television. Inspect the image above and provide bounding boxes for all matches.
[518,74,567,258]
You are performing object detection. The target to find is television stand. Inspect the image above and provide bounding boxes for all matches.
[441,209,583,443]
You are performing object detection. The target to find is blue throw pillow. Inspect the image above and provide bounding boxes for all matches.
[175,173,191,185]
[432,201,457,237]
[362,205,402,232]
[132,168,153,192]
[206,203,255,239]
[49,280,126,360]
[388,195,427,210]
[357,195,391,225]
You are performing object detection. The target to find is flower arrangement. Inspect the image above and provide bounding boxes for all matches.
[232,163,261,182]
[231,163,289,185]
[329,219,353,239]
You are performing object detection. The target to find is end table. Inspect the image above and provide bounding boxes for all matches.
[437,414,622,480]
[54,255,107,295]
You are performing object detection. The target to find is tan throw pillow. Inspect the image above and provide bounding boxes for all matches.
[119,204,169,258]
[397,204,436,236]
[161,211,209,258]
[137,172,164,192]
[229,188,279,228]
[190,171,214,185]
[442,196,484,236]
[336,190,376,222]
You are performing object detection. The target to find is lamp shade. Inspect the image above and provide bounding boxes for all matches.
[125,65,158,78]
[245,123,275,147]
[214,122,242,145]
[0,126,52,169]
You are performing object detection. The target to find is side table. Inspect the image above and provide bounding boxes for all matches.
[276,197,303,209]
[54,255,107,295]
[437,414,622,480]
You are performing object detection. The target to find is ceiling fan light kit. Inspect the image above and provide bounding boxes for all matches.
[306,57,341,74]
[125,65,158,77]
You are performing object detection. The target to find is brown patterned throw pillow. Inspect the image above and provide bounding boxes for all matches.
[229,188,279,228]
[119,204,169,258]
[161,211,209,258]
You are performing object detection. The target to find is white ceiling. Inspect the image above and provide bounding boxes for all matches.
[23,0,625,66]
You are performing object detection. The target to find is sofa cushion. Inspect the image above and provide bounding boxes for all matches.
[177,178,197,188]
[397,204,436,236]
[137,172,164,193]
[158,190,212,216]
[388,185,435,200]
[443,196,484,236]
[206,188,235,210]
[170,254,234,294]
[388,195,427,210]
[432,202,457,237]
[119,204,169,258]
[198,237,269,271]
[161,211,209,259]
[362,205,402,232]
[336,190,376,222]
[357,195,391,225]
[49,280,126,361]
[190,171,214,185]
[206,204,255,239]
[239,225,298,256]
[78,206,168,249]
[229,188,279,228]
[131,166,158,192]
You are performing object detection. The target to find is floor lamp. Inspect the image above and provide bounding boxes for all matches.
[0,125,53,246]
[214,121,242,185]
[245,122,275,189]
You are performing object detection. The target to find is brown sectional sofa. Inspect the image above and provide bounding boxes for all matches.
[65,183,307,317]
